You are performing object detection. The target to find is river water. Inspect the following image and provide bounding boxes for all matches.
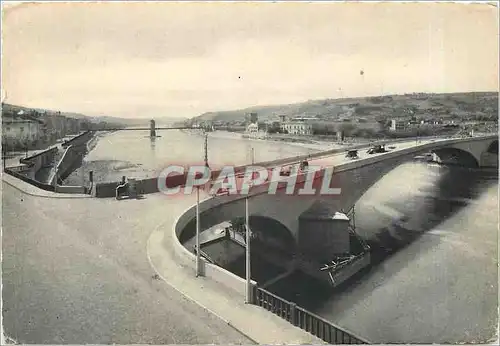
[266,162,498,343]
[64,130,334,185]
[67,130,498,343]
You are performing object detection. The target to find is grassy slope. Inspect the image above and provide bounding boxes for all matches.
[191,92,498,123]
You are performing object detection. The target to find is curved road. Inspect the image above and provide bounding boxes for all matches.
[1,182,253,344]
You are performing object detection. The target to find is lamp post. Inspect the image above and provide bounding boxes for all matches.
[416,123,420,145]
[195,131,210,277]
[204,133,209,168]
[245,195,252,303]
[2,144,6,170]
[195,185,201,277]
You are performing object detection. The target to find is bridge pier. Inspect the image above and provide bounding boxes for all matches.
[150,119,156,138]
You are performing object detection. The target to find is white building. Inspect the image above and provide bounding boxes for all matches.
[246,123,259,133]
[281,121,313,135]
[390,119,407,131]
[245,122,267,139]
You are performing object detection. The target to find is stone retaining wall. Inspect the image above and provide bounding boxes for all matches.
[62,131,94,148]
[19,147,59,179]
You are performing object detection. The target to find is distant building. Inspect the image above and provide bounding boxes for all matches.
[2,111,44,149]
[246,112,258,125]
[281,120,313,135]
[246,123,259,133]
[390,119,407,131]
[336,130,345,142]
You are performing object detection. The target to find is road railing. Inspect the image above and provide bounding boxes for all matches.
[254,286,370,344]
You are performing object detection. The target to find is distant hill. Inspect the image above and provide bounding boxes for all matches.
[2,102,90,120]
[93,116,188,127]
[94,116,149,126]
[189,92,498,124]
[1,103,187,127]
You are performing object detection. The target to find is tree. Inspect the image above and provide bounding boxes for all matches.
[338,123,356,136]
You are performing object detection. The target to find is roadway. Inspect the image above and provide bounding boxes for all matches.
[299,137,449,169]
[1,181,253,344]
[210,137,450,193]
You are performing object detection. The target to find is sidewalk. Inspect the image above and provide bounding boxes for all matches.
[4,172,325,344]
[1,173,90,199]
[147,222,326,345]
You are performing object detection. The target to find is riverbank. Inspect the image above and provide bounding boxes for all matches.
[182,129,370,151]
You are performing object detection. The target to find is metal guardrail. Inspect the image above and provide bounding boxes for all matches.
[254,287,370,344]
[193,245,215,264]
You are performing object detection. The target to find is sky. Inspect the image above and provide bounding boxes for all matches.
[2,1,499,119]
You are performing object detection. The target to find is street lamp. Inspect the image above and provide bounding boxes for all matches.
[204,133,209,168]
[416,123,420,145]
[2,144,6,170]
[245,194,252,303]
[196,133,210,277]
[195,184,202,277]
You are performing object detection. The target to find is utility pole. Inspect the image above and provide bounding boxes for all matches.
[2,145,6,170]
[204,133,209,168]
[251,147,255,165]
[416,123,420,145]
[195,185,201,277]
[196,132,208,277]
[245,195,252,303]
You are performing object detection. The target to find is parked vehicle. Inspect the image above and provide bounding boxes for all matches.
[345,149,359,159]
[367,144,387,154]
[215,187,230,196]
[299,160,309,171]
[280,166,291,176]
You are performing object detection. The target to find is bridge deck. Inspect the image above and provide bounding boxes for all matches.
[212,136,476,193]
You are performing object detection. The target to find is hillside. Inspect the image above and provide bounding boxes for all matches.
[1,103,187,127]
[189,92,498,124]
[1,102,90,120]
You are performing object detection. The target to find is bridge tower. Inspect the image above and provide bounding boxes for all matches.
[150,119,156,138]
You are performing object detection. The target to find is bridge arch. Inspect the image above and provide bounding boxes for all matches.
[431,147,480,168]
[249,215,296,257]
[486,140,498,154]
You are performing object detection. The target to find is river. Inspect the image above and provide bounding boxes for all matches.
[266,162,498,343]
[64,130,336,185]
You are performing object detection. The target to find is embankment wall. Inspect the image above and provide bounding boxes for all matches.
[19,147,59,179]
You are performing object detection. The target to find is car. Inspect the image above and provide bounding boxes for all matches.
[299,160,309,171]
[345,149,359,159]
[215,187,230,196]
[280,167,291,176]
[367,144,387,154]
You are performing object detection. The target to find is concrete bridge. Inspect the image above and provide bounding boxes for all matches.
[178,135,498,252]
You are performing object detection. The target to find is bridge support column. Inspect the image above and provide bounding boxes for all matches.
[150,119,156,138]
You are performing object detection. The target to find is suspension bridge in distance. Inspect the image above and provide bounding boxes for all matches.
[95,127,196,131]
[92,119,205,138]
